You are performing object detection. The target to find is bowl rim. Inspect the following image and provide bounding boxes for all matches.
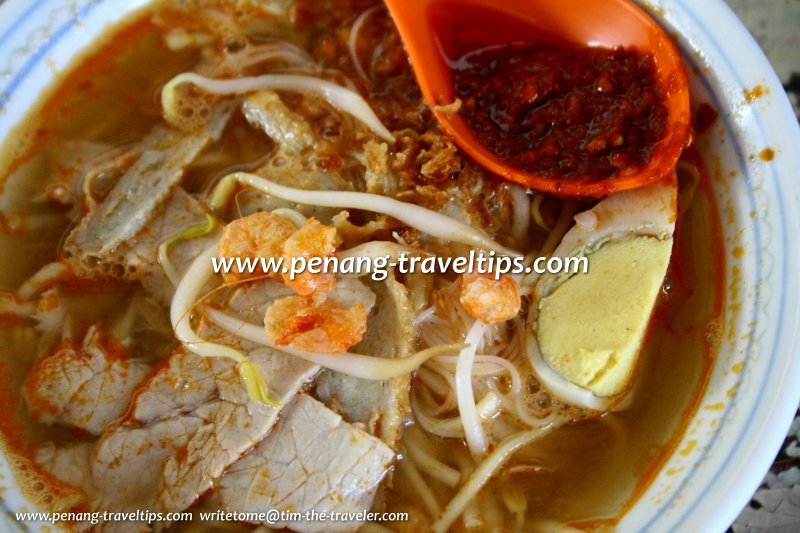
[627,0,800,529]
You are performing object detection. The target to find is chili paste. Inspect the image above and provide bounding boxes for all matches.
[452,44,669,180]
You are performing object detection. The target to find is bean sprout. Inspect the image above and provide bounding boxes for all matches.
[433,425,556,532]
[162,72,395,141]
[210,172,520,255]
[456,320,490,457]
[399,449,441,518]
[206,307,463,380]
[170,244,274,405]
[404,427,461,488]
[348,6,380,79]
[507,183,531,245]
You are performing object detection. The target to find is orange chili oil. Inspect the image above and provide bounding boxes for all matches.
[452,44,669,180]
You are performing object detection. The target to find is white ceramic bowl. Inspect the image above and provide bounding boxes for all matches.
[0,0,798,531]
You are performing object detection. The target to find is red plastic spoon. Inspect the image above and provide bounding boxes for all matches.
[383,0,691,197]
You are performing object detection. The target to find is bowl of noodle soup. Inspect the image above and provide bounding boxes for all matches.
[0,0,798,532]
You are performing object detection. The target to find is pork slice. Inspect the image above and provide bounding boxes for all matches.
[120,187,220,305]
[23,324,152,436]
[315,273,415,449]
[36,441,97,502]
[216,393,394,533]
[239,90,356,223]
[225,278,297,319]
[34,441,100,531]
[65,102,233,264]
[67,186,217,305]
[92,344,318,516]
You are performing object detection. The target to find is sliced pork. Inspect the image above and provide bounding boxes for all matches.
[238,90,354,223]
[65,102,233,271]
[315,274,415,449]
[92,344,318,517]
[35,442,97,503]
[217,393,394,533]
[23,324,152,436]
[118,187,220,304]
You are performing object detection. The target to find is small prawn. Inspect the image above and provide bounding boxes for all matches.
[460,272,521,324]
[282,218,341,295]
[264,294,367,353]
[217,211,296,283]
